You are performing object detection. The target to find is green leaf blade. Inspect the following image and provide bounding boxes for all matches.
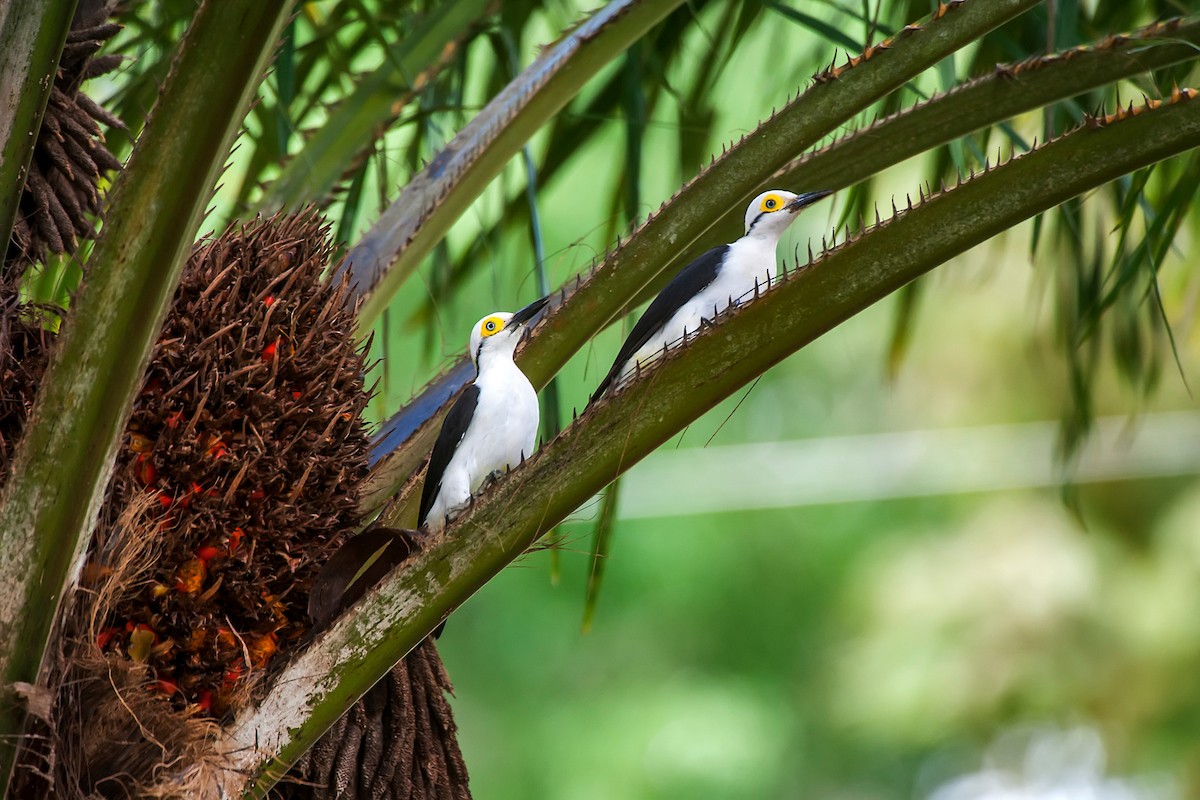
[263,0,490,211]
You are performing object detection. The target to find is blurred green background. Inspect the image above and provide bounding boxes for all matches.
[90,0,1200,796]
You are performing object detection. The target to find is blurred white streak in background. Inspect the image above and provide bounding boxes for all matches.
[926,725,1176,800]
[618,412,1200,519]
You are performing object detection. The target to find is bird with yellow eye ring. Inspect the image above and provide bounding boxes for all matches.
[419,296,549,532]
[308,297,548,631]
[591,188,833,401]
[479,315,503,337]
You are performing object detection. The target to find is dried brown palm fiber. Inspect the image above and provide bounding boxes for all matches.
[5,0,124,277]
[10,496,230,800]
[274,639,471,800]
[88,210,371,720]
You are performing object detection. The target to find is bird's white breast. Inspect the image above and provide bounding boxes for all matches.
[622,236,777,379]
[464,364,538,479]
[423,359,539,531]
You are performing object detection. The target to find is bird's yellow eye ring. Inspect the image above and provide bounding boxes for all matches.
[761,195,780,212]
[481,317,504,337]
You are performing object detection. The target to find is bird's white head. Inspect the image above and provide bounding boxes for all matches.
[743,189,832,238]
[468,296,549,368]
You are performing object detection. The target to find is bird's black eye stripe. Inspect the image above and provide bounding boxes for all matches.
[749,211,766,230]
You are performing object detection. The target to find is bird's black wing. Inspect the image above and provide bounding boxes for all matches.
[418,383,480,527]
[591,245,728,403]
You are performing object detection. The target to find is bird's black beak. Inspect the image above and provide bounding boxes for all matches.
[510,295,549,327]
[786,189,833,212]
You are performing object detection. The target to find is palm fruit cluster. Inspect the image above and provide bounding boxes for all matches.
[90,211,370,718]
[6,1,123,271]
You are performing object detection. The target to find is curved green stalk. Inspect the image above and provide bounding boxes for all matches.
[429,0,716,312]
[361,0,1041,523]
[218,84,1200,800]
[524,0,1041,386]
[342,0,687,328]
[646,16,1200,299]
[0,0,290,786]
[0,0,78,272]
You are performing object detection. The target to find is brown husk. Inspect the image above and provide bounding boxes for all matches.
[0,303,56,488]
[10,497,231,799]
[88,211,370,718]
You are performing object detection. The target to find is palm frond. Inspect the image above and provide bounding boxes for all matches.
[263,0,491,212]
[217,90,1200,798]
[361,0,1045,525]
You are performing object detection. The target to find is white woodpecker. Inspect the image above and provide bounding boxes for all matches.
[308,297,547,629]
[591,189,832,402]
[420,296,548,533]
